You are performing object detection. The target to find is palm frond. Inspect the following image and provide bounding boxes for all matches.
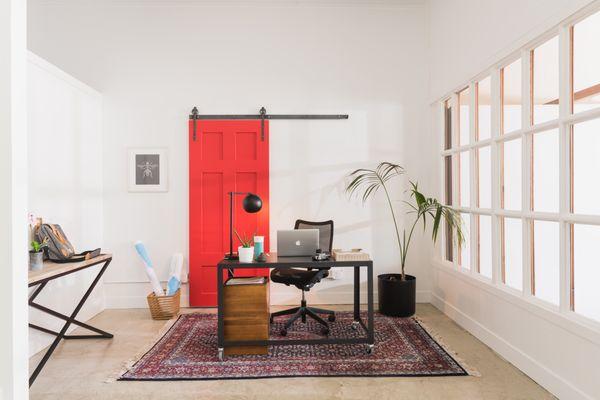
[345,162,404,204]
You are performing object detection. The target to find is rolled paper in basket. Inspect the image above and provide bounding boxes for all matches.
[134,241,164,297]
[166,253,183,296]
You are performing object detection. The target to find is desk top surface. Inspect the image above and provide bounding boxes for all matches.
[28,254,112,285]
[217,252,372,268]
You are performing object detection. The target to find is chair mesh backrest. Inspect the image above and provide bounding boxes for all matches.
[295,220,334,253]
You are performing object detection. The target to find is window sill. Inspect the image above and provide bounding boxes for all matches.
[431,258,600,347]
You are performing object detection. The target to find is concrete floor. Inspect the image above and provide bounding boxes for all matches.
[29,304,555,400]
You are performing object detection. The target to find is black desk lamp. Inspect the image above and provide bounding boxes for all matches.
[224,192,262,260]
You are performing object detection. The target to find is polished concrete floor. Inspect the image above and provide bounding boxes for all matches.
[29,304,555,400]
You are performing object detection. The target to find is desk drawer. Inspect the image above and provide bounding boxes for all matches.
[223,280,269,355]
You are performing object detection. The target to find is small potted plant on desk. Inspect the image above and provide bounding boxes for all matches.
[346,162,464,317]
[235,230,255,263]
[30,237,48,271]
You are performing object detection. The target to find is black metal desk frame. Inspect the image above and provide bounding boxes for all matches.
[28,256,113,386]
[216,254,374,361]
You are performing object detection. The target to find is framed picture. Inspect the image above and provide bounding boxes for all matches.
[128,148,168,192]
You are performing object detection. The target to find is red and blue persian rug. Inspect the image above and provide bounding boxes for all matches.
[118,312,472,381]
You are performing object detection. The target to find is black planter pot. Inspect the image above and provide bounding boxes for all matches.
[378,274,416,317]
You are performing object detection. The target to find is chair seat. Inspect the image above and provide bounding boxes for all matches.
[270,268,329,290]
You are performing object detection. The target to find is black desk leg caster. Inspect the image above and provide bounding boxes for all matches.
[351,321,360,331]
[218,348,225,361]
[366,344,374,355]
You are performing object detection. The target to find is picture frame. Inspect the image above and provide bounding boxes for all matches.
[128,148,168,192]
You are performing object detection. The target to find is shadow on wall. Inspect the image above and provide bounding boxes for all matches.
[270,106,409,275]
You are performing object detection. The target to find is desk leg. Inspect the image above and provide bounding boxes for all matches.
[367,263,375,347]
[217,264,225,361]
[353,266,360,321]
[29,259,112,386]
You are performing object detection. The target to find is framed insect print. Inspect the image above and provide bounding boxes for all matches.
[128,148,168,192]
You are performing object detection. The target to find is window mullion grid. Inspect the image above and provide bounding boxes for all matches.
[558,24,573,313]
[469,83,478,275]
[522,48,533,297]
[490,68,502,285]
[451,93,460,269]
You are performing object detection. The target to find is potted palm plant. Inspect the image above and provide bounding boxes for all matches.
[346,162,464,317]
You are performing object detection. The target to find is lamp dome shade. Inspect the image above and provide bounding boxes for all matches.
[242,193,262,213]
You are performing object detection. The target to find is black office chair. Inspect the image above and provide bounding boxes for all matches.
[270,220,336,336]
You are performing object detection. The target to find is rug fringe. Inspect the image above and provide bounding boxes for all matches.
[104,316,180,383]
[413,317,481,377]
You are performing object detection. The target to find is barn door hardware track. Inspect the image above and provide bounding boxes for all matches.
[189,107,349,141]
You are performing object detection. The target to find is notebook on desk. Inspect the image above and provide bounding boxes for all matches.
[225,276,267,286]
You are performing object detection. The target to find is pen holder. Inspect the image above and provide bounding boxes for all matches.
[253,236,264,259]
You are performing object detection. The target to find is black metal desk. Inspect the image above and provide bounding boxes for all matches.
[216,253,374,361]
[28,254,113,386]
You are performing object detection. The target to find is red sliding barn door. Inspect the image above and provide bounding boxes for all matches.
[189,120,270,307]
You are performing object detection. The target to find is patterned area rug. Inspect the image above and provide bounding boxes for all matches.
[118,312,470,380]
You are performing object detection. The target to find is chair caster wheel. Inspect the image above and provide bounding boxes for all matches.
[351,321,359,331]
[280,329,287,336]
[328,315,336,322]
[322,328,330,335]
[366,344,374,355]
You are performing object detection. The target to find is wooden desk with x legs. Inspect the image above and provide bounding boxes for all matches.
[28,254,113,386]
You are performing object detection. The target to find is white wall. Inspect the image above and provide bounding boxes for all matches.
[28,0,431,308]
[428,1,600,399]
[0,0,29,397]
[27,53,104,356]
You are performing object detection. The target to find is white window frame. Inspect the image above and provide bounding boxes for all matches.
[435,4,600,341]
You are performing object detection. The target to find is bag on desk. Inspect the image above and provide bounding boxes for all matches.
[35,223,100,263]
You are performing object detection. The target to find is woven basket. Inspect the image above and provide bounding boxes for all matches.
[147,289,181,320]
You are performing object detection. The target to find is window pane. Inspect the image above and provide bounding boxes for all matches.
[479,215,492,278]
[532,36,559,124]
[503,217,523,290]
[533,221,559,305]
[459,88,470,146]
[459,151,470,207]
[478,146,491,208]
[444,100,453,149]
[444,219,454,263]
[502,59,522,133]
[460,213,470,269]
[444,155,453,206]
[572,118,600,215]
[573,11,600,114]
[573,224,600,322]
[477,77,491,140]
[532,129,559,212]
[444,155,454,262]
[501,138,522,210]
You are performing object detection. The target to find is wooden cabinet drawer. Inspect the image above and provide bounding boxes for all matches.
[223,280,269,355]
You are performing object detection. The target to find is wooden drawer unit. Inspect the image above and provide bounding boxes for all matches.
[223,280,269,355]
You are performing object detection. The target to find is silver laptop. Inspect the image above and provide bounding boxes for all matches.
[277,229,319,257]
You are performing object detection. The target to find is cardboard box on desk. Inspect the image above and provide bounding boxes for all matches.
[332,249,371,262]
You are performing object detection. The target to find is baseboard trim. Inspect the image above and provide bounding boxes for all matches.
[104,282,430,308]
[430,292,594,400]
[269,290,431,306]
